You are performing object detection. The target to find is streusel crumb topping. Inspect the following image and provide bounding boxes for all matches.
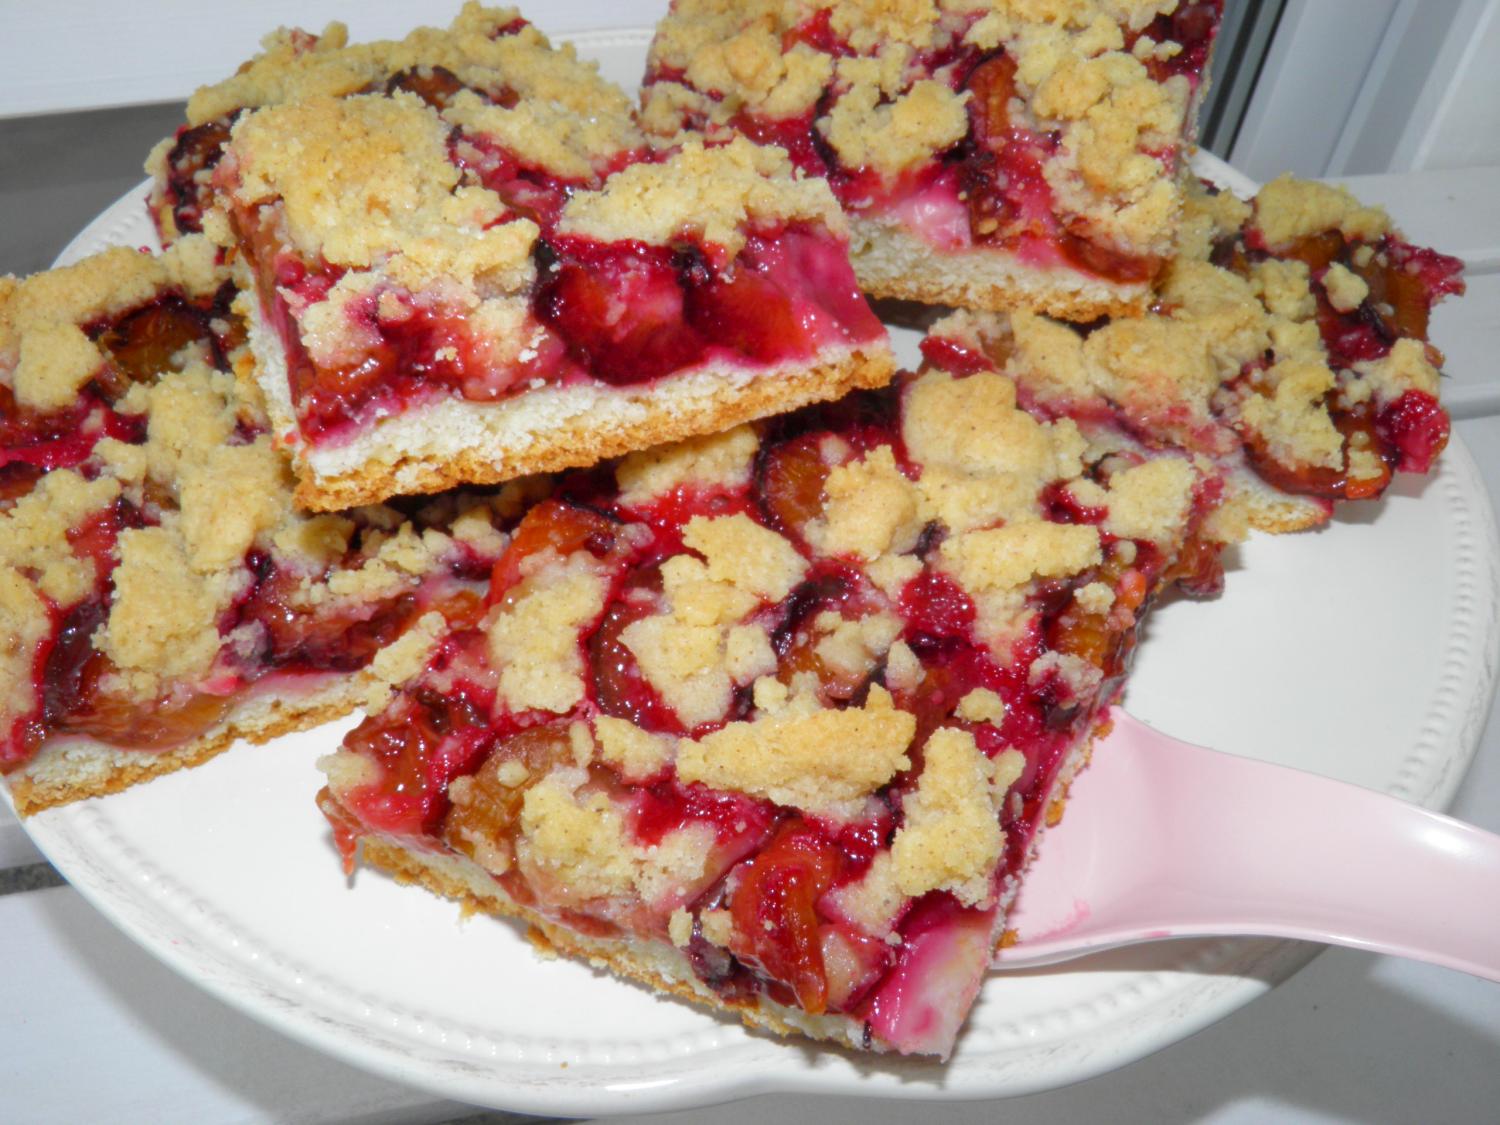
[821,80,971,181]
[362,611,448,714]
[903,367,1088,531]
[557,138,846,258]
[305,137,1462,1048]
[1350,338,1440,404]
[593,715,675,783]
[186,3,640,160]
[644,0,1201,254]
[806,445,923,561]
[940,520,1103,601]
[98,525,238,688]
[0,568,50,723]
[1252,174,1391,248]
[682,512,808,604]
[619,514,798,728]
[1101,457,1195,543]
[517,769,713,907]
[442,92,630,184]
[517,770,642,899]
[615,424,759,507]
[891,726,1011,906]
[825,850,905,941]
[486,550,610,715]
[225,94,535,292]
[0,470,120,609]
[676,684,915,818]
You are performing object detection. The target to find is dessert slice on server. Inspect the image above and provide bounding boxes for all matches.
[152,5,893,512]
[643,0,1223,320]
[0,241,518,814]
[316,353,1229,1056]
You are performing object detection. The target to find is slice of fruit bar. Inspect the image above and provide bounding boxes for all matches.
[0,240,520,814]
[642,0,1222,320]
[153,5,893,512]
[316,352,1230,1055]
[921,173,1464,535]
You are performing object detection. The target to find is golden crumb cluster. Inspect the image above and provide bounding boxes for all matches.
[1252,174,1391,249]
[618,511,804,728]
[615,424,759,507]
[501,764,717,909]
[558,138,847,258]
[677,685,915,818]
[224,94,533,289]
[891,727,1023,906]
[486,550,612,715]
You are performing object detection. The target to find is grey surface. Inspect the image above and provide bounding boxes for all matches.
[0,860,64,895]
[0,101,184,275]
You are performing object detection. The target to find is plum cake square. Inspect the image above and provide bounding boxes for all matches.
[643,0,1223,320]
[317,358,1229,1055]
[151,6,894,512]
[0,240,519,813]
[311,172,1464,1056]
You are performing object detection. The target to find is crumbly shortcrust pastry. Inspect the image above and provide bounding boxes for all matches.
[642,0,1223,318]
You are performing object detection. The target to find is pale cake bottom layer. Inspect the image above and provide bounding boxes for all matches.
[9,671,365,816]
[244,300,895,513]
[848,215,1150,322]
[335,712,1112,1055]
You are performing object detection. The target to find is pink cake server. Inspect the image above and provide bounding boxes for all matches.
[993,710,1500,979]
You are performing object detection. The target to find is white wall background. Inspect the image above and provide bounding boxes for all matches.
[0,0,672,118]
[1229,0,1500,179]
[4,0,1499,174]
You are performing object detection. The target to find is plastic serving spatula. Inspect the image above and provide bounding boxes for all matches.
[992,711,1500,980]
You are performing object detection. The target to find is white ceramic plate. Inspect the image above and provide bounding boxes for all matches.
[16,26,1500,1118]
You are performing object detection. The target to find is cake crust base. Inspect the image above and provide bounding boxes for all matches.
[333,711,1114,1055]
[9,675,366,816]
[848,217,1151,322]
[355,835,875,1051]
[244,293,895,513]
[300,347,894,513]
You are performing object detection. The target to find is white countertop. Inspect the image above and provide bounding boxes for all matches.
[1,111,1497,1125]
